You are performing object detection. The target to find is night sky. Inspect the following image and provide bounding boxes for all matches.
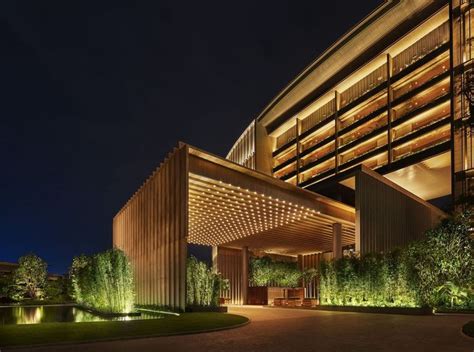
[1,0,381,274]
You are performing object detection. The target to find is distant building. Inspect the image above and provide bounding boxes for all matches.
[0,261,62,280]
[0,262,19,277]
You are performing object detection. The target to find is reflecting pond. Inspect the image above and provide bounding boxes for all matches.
[0,305,165,325]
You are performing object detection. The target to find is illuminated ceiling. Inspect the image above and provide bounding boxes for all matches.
[384,152,451,200]
[188,173,355,256]
[340,152,451,201]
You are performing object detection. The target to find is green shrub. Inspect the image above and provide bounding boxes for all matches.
[186,256,228,307]
[0,276,12,298]
[405,211,474,308]
[319,211,474,309]
[250,256,303,288]
[319,251,418,307]
[69,249,135,313]
[44,278,69,302]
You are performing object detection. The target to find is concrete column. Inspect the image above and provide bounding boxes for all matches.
[297,254,305,297]
[241,246,249,305]
[332,223,342,259]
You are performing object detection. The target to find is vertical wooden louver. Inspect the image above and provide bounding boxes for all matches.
[113,144,188,311]
[355,166,445,254]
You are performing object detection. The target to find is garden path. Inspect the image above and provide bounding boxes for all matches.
[11,306,474,352]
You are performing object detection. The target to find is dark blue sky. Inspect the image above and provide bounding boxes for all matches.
[1,0,381,274]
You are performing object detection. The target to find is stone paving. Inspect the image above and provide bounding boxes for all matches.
[13,306,474,352]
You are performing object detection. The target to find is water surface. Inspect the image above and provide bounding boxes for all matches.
[0,305,164,325]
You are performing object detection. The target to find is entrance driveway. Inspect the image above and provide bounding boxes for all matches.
[13,306,474,352]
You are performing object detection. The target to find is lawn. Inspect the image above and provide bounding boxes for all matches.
[0,312,248,348]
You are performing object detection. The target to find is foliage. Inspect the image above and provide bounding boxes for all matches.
[302,267,318,284]
[69,255,89,302]
[44,277,69,302]
[186,256,228,307]
[0,276,12,298]
[249,256,315,288]
[319,211,474,308]
[319,250,418,307]
[11,254,47,300]
[436,281,469,308]
[69,249,135,313]
[405,211,474,307]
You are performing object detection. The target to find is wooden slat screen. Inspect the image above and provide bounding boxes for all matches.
[355,167,444,254]
[113,145,188,311]
[215,246,243,304]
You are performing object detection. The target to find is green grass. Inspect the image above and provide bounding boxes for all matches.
[0,313,248,348]
[462,320,474,338]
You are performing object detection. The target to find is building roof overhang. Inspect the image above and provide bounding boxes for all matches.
[187,144,355,255]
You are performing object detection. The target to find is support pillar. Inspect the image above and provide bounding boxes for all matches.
[212,246,218,273]
[241,246,249,305]
[297,254,305,297]
[332,223,342,259]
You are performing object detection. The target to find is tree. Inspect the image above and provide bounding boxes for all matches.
[12,254,47,300]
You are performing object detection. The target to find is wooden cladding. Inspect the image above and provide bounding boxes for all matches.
[226,120,256,170]
[214,247,243,304]
[355,166,444,254]
[300,253,323,298]
[113,145,188,311]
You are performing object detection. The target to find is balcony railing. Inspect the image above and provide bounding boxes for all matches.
[340,64,387,109]
[392,21,449,75]
[301,99,335,133]
[393,125,450,161]
[276,126,297,150]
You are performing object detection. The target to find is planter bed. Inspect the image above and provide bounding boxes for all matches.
[434,307,474,315]
[185,306,228,313]
[315,305,432,315]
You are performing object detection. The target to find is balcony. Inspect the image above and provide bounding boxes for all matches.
[392,101,450,141]
[392,124,451,162]
[300,141,335,168]
[275,126,297,150]
[299,159,335,184]
[273,146,297,169]
[339,92,387,130]
[339,114,388,147]
[340,64,387,109]
[391,78,450,122]
[339,133,388,166]
[273,161,297,179]
[392,21,449,75]
[300,99,335,134]
[300,121,335,153]
[339,152,388,173]
[392,54,450,101]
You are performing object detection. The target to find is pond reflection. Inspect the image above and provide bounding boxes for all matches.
[0,305,164,325]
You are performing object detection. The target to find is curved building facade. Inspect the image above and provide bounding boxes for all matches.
[227,0,473,209]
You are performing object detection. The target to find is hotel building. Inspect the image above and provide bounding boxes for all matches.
[113,0,473,310]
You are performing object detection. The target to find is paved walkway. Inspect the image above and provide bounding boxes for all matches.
[14,306,474,352]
